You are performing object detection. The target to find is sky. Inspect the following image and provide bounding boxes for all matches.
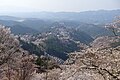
[0,0,120,12]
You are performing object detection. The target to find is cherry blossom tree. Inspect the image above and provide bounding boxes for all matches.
[105,16,120,36]
[0,25,36,80]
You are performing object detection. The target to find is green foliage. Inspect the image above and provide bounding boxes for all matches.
[43,36,79,60]
[20,40,44,56]
[35,57,47,67]
[70,29,93,44]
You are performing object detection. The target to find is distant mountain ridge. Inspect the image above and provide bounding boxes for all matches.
[0,15,23,21]
[0,9,119,37]
[3,9,120,24]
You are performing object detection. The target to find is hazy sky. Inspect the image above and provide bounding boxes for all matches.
[0,0,120,12]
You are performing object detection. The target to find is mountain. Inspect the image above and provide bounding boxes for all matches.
[0,20,39,34]
[0,18,114,38]
[0,18,53,33]
[19,26,93,60]
[0,20,20,26]
[77,23,113,38]
[50,21,113,38]
[9,25,39,34]
[0,16,21,21]
[0,10,119,37]
[21,19,53,32]
[8,10,120,24]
